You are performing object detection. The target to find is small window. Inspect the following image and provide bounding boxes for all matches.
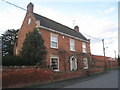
[82,42,87,53]
[70,39,75,51]
[51,57,59,71]
[51,34,58,48]
[28,18,31,25]
[83,58,88,69]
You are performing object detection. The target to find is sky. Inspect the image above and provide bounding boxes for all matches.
[0,0,119,58]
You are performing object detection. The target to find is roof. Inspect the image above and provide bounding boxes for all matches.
[33,13,88,41]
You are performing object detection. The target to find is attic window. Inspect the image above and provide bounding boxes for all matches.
[28,18,31,24]
[82,42,87,53]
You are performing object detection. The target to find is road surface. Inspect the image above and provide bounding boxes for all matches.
[31,69,119,88]
[64,70,118,88]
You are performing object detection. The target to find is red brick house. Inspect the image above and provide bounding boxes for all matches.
[14,3,91,72]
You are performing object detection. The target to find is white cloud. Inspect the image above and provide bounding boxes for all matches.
[105,7,115,14]
[0,7,26,35]
[0,2,118,58]
[34,7,118,57]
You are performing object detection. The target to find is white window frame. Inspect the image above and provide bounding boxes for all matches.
[70,39,75,51]
[83,58,88,69]
[82,42,87,53]
[50,56,59,71]
[50,33,58,49]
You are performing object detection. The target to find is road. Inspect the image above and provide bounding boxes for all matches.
[64,70,118,88]
[31,69,119,88]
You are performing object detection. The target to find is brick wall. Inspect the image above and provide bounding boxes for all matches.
[91,68,104,74]
[2,67,85,88]
[14,12,37,56]
[2,65,117,88]
[95,60,118,69]
[92,55,118,70]
[14,10,91,72]
[39,27,91,71]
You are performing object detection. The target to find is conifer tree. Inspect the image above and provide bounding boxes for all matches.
[20,28,47,65]
[2,29,19,56]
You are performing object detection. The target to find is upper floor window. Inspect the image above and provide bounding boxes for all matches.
[82,42,87,53]
[70,39,75,51]
[51,34,58,48]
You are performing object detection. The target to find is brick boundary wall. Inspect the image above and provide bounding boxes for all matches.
[90,68,104,74]
[2,66,116,88]
[2,67,85,88]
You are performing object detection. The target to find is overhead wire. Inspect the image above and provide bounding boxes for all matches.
[2,0,27,11]
[1,0,106,43]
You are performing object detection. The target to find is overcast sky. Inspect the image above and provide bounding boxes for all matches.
[0,0,119,58]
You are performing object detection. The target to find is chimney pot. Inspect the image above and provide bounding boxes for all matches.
[74,25,79,32]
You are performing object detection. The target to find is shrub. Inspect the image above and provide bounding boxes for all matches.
[2,55,32,66]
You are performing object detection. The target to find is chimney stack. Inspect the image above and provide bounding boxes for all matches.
[27,2,34,13]
[74,25,79,32]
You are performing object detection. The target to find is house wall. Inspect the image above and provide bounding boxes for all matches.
[39,27,90,71]
[14,12,37,55]
[14,10,91,72]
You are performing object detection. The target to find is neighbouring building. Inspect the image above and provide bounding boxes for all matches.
[14,2,92,72]
[92,54,118,69]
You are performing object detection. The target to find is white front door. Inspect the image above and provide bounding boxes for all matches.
[70,56,77,71]
[83,58,88,69]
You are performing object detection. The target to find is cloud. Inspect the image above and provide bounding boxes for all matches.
[0,0,26,35]
[0,2,118,57]
[105,7,115,14]
[34,7,118,57]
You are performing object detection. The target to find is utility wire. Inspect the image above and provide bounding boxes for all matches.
[2,0,117,57]
[1,0,37,24]
[1,0,26,11]
[1,0,104,42]
[81,32,102,41]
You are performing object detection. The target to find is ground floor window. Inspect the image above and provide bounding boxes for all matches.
[50,57,59,71]
[83,58,88,69]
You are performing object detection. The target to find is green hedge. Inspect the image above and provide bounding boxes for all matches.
[2,55,34,66]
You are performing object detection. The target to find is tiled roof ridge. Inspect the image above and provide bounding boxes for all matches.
[33,12,82,34]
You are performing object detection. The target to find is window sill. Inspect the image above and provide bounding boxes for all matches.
[84,67,88,69]
[70,50,75,52]
[54,70,59,72]
[51,47,58,49]
[83,52,87,53]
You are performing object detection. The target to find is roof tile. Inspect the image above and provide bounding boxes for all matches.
[33,13,88,41]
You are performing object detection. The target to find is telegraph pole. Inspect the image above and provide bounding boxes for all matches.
[102,39,106,70]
